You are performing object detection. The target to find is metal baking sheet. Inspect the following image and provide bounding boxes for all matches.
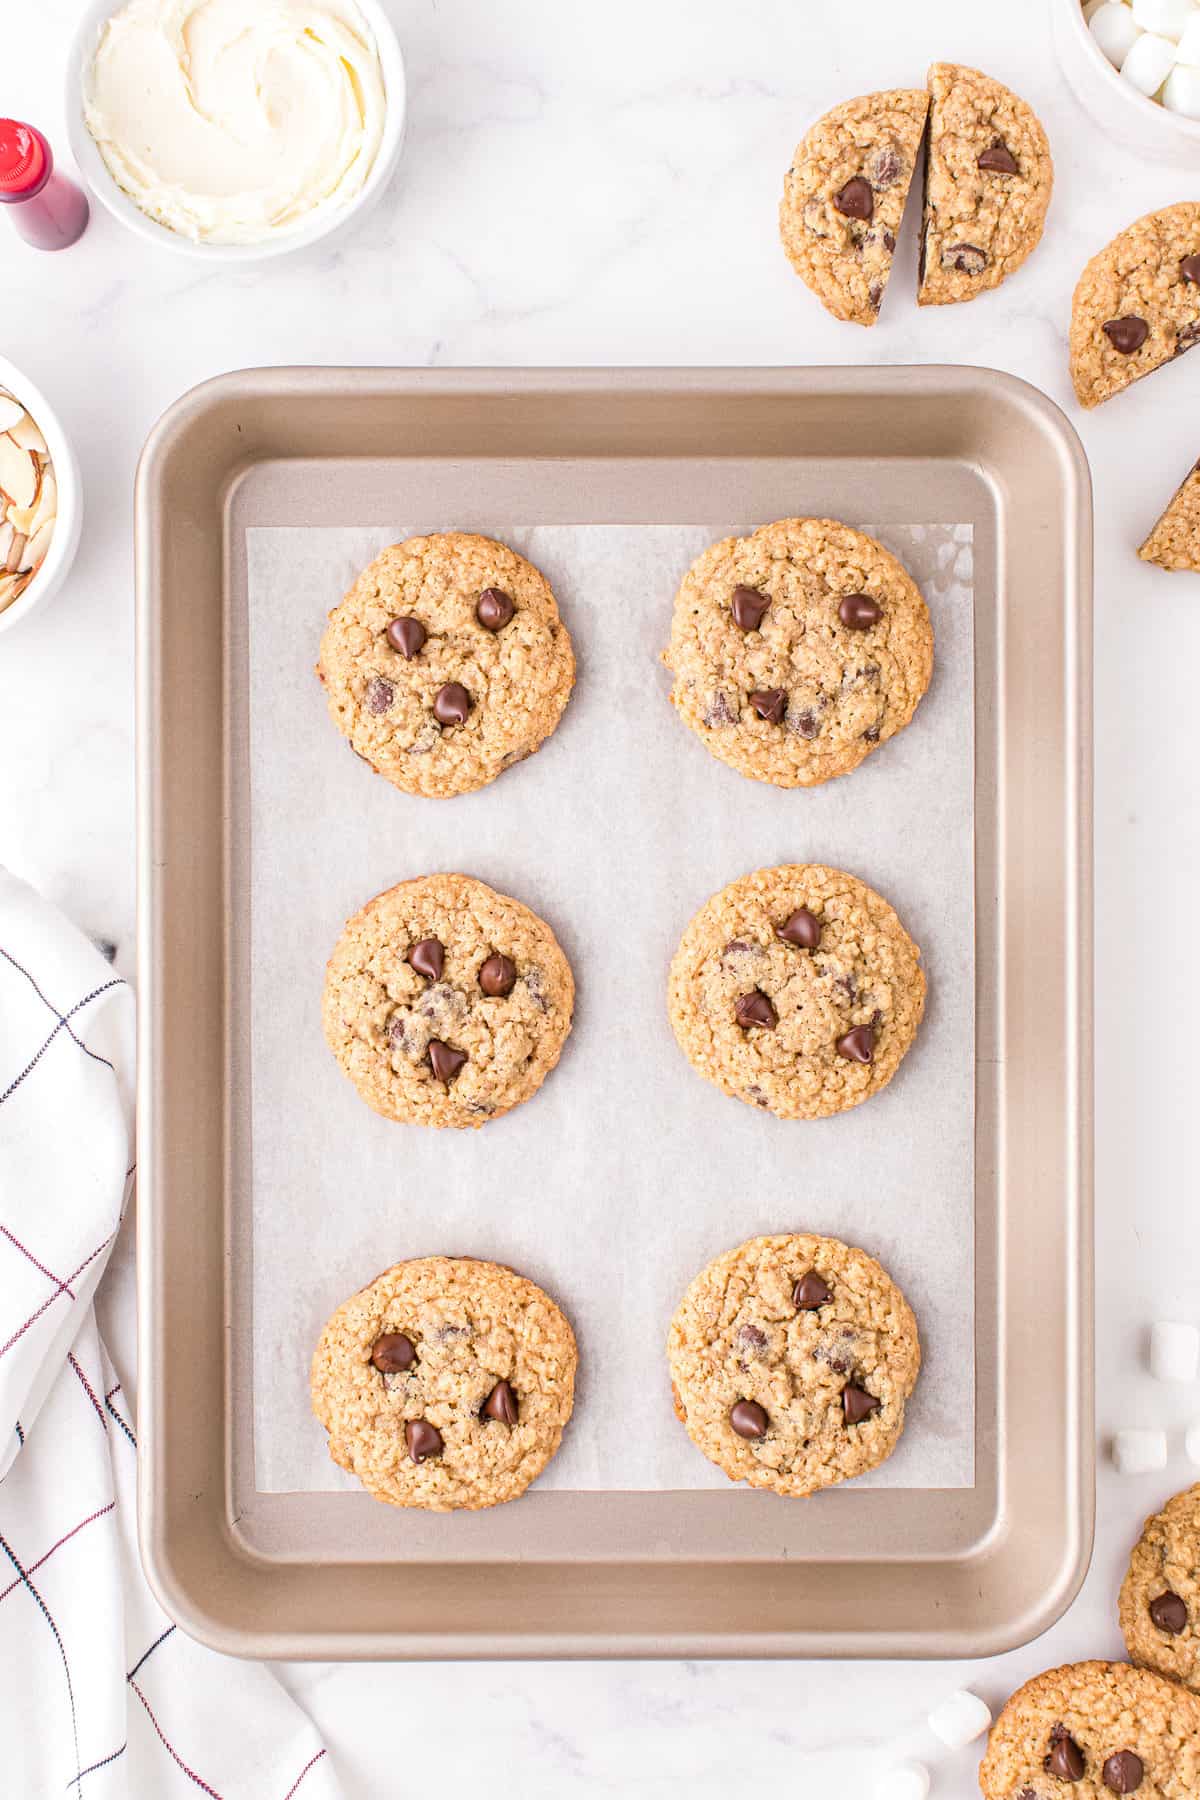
[135,367,1093,1660]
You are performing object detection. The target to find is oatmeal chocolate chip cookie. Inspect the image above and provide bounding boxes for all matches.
[662,518,933,788]
[779,89,929,326]
[323,873,574,1129]
[1141,460,1200,573]
[979,1659,1200,1798]
[667,1233,920,1498]
[1071,204,1200,409]
[311,1257,577,1511]
[667,863,925,1121]
[317,532,575,799]
[1120,1483,1200,1693]
[919,62,1053,307]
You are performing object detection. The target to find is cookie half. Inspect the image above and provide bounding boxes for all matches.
[662,517,933,788]
[779,89,929,326]
[323,873,574,1129]
[317,532,575,798]
[668,863,925,1121]
[667,1234,920,1499]
[1120,1482,1200,1693]
[979,1660,1200,1799]
[919,62,1053,307]
[311,1257,577,1511]
[1141,459,1200,573]
[1071,204,1200,409]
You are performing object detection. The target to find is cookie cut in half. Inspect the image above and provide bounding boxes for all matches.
[323,873,574,1129]
[662,517,933,788]
[311,1257,577,1511]
[918,62,1053,308]
[1071,204,1200,409]
[667,863,925,1121]
[978,1659,1200,1799]
[1120,1481,1200,1693]
[667,1233,921,1499]
[1141,459,1200,573]
[317,531,575,798]
[779,88,929,326]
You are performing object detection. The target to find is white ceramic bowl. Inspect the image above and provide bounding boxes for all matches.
[0,356,83,640]
[65,0,407,262]
[1054,0,1200,163]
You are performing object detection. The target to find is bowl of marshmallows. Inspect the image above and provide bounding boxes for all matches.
[1055,0,1200,159]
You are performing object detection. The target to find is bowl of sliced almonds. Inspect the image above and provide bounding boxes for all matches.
[0,355,82,637]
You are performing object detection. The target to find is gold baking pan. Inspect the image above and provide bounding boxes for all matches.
[135,367,1093,1659]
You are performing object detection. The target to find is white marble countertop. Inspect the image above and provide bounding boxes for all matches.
[6,1,1200,1793]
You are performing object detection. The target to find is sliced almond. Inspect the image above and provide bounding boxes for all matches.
[0,435,37,511]
[0,397,25,434]
[8,415,47,455]
[22,519,53,572]
[5,530,25,575]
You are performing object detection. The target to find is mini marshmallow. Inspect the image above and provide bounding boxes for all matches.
[1176,10,1200,62]
[1113,1428,1168,1474]
[874,1764,930,1800]
[1151,1320,1200,1383]
[1133,0,1195,43]
[1122,31,1179,93]
[1091,1,1144,64]
[1085,0,1114,15]
[1186,1421,1200,1467]
[928,1689,993,1750]
[1163,62,1200,113]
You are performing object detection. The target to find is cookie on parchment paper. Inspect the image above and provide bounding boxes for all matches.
[666,1233,920,1499]
[311,1256,577,1512]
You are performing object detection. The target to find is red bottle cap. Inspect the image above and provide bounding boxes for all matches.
[0,121,47,196]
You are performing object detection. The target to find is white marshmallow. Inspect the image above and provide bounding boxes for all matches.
[1176,11,1200,62]
[874,1764,930,1800]
[928,1689,993,1750]
[1091,1,1144,64]
[1151,1320,1200,1382]
[1133,0,1195,42]
[1186,1421,1200,1467]
[1085,0,1114,15]
[1122,31,1179,93]
[1163,61,1200,112]
[1113,1428,1168,1473]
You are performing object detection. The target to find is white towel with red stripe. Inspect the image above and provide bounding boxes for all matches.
[0,869,340,1800]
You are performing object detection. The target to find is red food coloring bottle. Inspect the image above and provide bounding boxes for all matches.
[0,120,90,251]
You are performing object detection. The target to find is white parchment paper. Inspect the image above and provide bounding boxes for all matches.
[246,522,975,1493]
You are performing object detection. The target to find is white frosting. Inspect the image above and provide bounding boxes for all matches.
[84,0,387,244]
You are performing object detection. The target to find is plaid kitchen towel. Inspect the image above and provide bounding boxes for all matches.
[0,869,340,1800]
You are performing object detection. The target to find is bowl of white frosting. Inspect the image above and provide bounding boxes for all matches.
[68,0,404,258]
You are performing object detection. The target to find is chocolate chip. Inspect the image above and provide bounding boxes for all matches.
[842,1384,880,1425]
[736,1324,768,1354]
[943,244,989,276]
[405,1419,443,1463]
[371,1332,416,1373]
[704,692,736,727]
[481,1379,519,1425]
[364,676,394,715]
[408,937,445,982]
[478,953,517,997]
[978,141,1019,174]
[735,990,777,1030]
[386,616,426,658]
[793,1271,832,1311]
[883,230,896,254]
[834,176,873,221]
[731,585,770,632]
[427,1039,467,1083]
[730,1400,768,1439]
[1182,255,1200,284]
[1046,1727,1086,1782]
[1102,1751,1144,1794]
[792,708,821,739]
[477,587,515,631]
[839,592,881,630]
[867,144,901,187]
[1177,321,1200,355]
[778,908,821,949]
[749,687,787,724]
[868,282,883,312]
[1149,1590,1188,1634]
[836,1024,876,1063]
[1103,316,1149,355]
[433,682,471,726]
